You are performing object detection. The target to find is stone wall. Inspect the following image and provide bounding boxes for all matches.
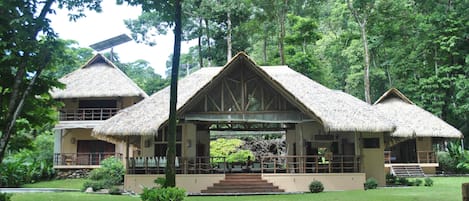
[55,169,92,179]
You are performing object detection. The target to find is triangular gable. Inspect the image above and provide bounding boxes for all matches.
[81,53,116,69]
[178,52,320,124]
[374,88,414,105]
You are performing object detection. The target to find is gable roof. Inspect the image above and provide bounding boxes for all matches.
[51,54,148,99]
[373,88,462,138]
[93,52,394,137]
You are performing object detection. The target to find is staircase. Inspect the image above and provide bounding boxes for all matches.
[201,174,284,194]
[390,165,425,177]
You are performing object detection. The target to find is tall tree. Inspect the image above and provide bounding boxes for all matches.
[119,0,182,187]
[0,0,102,163]
[346,0,375,104]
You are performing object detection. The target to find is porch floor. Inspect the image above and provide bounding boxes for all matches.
[384,163,438,168]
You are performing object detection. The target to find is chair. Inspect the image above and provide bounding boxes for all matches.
[159,156,167,168]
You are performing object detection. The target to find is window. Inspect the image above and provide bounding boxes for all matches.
[79,100,117,108]
[363,138,380,148]
[154,126,182,156]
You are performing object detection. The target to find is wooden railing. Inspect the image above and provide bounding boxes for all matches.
[126,155,360,174]
[58,108,119,121]
[384,151,437,164]
[54,152,123,166]
[260,155,360,174]
[417,151,437,163]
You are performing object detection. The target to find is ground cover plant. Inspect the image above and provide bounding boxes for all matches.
[10,177,467,201]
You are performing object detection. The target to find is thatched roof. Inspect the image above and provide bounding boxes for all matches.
[93,52,394,137]
[51,54,148,99]
[373,88,462,138]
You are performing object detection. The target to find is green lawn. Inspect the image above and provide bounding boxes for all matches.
[11,177,468,201]
[21,179,88,189]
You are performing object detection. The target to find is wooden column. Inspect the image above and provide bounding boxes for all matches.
[126,136,130,170]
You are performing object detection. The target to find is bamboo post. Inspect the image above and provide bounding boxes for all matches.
[463,183,469,201]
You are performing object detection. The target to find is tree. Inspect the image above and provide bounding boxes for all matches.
[0,0,103,163]
[119,0,182,187]
[346,0,375,104]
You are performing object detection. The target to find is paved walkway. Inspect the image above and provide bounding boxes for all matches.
[0,188,80,193]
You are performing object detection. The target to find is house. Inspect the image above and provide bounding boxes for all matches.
[93,52,398,193]
[373,88,463,176]
[51,54,147,173]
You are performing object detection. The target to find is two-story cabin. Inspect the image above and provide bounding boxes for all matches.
[51,54,147,171]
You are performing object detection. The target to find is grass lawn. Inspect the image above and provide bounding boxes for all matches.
[21,179,88,189]
[11,177,468,201]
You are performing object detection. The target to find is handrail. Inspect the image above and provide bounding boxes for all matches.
[260,155,360,174]
[417,151,437,163]
[126,155,360,174]
[59,108,119,121]
[54,152,123,166]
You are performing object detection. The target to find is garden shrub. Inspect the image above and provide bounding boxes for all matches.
[309,180,324,193]
[82,180,108,191]
[386,173,397,185]
[364,178,378,190]
[414,178,423,186]
[0,193,12,201]
[424,177,434,187]
[141,187,186,201]
[0,148,55,187]
[397,177,408,186]
[108,186,122,195]
[86,157,124,186]
[438,151,460,174]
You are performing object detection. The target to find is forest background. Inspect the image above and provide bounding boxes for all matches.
[0,0,467,186]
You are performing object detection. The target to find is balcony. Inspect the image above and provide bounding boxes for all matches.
[59,108,119,121]
[54,152,123,168]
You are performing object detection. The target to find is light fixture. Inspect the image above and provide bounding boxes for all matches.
[70,137,76,144]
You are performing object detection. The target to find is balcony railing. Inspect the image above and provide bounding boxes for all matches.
[54,152,123,166]
[126,155,360,174]
[417,151,437,163]
[59,108,119,121]
[384,151,437,164]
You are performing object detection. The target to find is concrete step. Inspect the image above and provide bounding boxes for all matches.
[202,173,284,193]
[391,165,425,177]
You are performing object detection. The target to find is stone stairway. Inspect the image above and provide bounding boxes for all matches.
[390,165,425,177]
[201,174,284,193]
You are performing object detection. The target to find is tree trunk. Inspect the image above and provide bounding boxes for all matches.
[0,65,46,163]
[277,0,287,65]
[165,0,182,188]
[226,11,232,61]
[198,17,203,68]
[263,36,267,64]
[360,24,372,104]
[347,0,372,104]
[204,19,212,66]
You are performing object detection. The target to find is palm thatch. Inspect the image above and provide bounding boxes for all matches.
[373,88,462,138]
[93,52,394,137]
[51,54,148,99]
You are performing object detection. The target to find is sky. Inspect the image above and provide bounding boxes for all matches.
[49,1,194,76]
